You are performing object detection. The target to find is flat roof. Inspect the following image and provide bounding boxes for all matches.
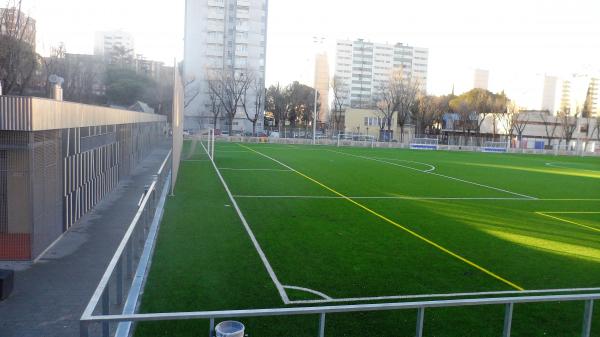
[0,96,166,131]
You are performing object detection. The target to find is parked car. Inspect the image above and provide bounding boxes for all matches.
[269,131,280,138]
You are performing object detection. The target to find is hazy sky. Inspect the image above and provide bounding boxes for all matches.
[21,0,600,107]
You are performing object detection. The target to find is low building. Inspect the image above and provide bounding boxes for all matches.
[0,96,166,261]
[343,108,414,141]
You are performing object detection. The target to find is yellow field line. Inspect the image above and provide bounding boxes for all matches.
[536,212,600,233]
[239,144,525,291]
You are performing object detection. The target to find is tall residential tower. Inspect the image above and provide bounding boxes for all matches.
[334,39,429,109]
[184,0,268,131]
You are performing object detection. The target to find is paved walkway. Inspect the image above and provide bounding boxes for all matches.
[0,140,171,337]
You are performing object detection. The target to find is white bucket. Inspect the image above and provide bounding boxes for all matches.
[215,321,245,337]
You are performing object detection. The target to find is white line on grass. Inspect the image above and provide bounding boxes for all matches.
[232,195,531,200]
[283,285,333,300]
[287,287,600,304]
[545,162,600,173]
[200,142,291,304]
[218,168,292,172]
[328,150,538,200]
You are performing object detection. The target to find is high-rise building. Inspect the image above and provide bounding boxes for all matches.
[334,39,429,109]
[94,30,135,60]
[314,52,330,123]
[184,0,268,131]
[0,7,36,47]
[473,69,489,90]
[541,74,599,116]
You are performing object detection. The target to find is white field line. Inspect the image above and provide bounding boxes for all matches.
[217,150,252,153]
[545,162,600,173]
[328,150,538,200]
[200,142,291,304]
[365,157,436,173]
[283,285,333,300]
[232,195,530,200]
[287,287,600,305]
[218,168,292,172]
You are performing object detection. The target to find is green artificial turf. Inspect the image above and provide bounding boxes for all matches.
[136,141,600,337]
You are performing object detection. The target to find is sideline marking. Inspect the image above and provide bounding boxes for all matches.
[545,162,600,173]
[240,144,525,291]
[287,287,600,304]
[233,195,529,200]
[219,168,292,172]
[200,143,291,304]
[536,212,600,233]
[329,150,537,200]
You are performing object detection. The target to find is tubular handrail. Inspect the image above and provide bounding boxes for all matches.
[82,292,600,322]
[81,150,172,320]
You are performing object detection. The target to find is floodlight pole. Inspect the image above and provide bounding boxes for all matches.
[313,85,317,145]
[312,36,325,145]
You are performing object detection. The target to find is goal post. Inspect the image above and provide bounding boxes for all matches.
[481,141,509,153]
[410,138,439,150]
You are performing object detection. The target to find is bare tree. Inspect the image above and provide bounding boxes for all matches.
[206,78,222,131]
[593,116,600,141]
[539,111,559,149]
[505,103,528,144]
[395,76,420,143]
[208,69,253,134]
[330,75,347,135]
[0,0,38,95]
[374,75,396,140]
[558,107,580,149]
[241,77,265,136]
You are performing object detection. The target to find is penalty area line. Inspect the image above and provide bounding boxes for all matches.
[201,142,291,304]
[536,212,600,233]
[239,144,525,292]
[328,150,537,200]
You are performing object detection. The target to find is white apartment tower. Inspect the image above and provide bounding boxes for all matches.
[94,30,135,59]
[473,69,490,90]
[335,39,429,109]
[184,0,268,131]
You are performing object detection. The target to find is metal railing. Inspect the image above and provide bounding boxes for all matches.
[212,136,600,157]
[80,291,597,337]
[80,150,172,337]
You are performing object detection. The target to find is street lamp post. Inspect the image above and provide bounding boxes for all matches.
[312,36,325,145]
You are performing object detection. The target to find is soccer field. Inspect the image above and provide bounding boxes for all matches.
[136,141,600,337]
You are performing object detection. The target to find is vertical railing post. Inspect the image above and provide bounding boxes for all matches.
[102,288,110,337]
[318,313,326,337]
[116,258,123,306]
[503,303,514,337]
[127,239,133,278]
[582,300,594,337]
[416,307,425,337]
[80,321,89,337]
[209,318,215,337]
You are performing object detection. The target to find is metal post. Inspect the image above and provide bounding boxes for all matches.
[209,318,215,337]
[116,258,123,306]
[582,300,594,337]
[127,239,133,278]
[503,303,514,337]
[416,307,425,337]
[80,321,89,337]
[318,313,326,337]
[102,288,110,337]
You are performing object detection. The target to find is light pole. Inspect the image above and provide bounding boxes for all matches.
[312,36,325,144]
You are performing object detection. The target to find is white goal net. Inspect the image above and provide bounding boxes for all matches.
[481,141,508,153]
[410,138,439,150]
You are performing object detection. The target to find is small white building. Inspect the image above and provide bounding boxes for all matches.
[94,30,135,59]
